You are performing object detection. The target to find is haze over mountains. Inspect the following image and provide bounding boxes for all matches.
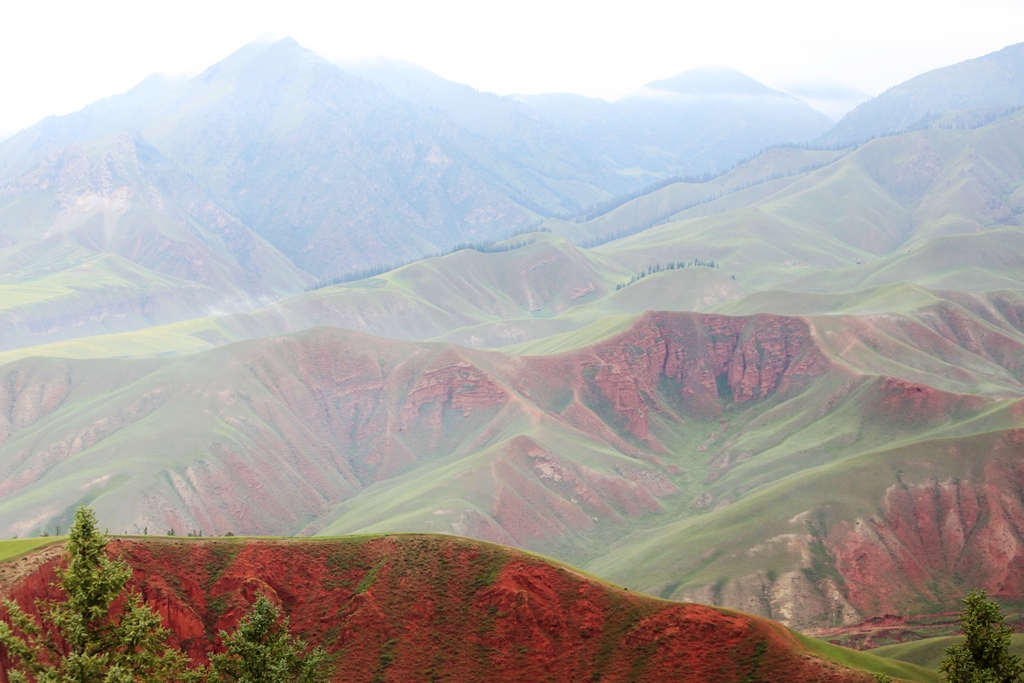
[2,36,1024,644]
[822,41,1024,145]
[0,39,834,276]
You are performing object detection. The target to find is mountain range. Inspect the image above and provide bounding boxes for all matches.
[0,39,833,281]
[2,36,1024,650]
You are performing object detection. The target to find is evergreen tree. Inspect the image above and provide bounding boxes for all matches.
[0,506,191,682]
[209,595,326,683]
[940,589,1023,683]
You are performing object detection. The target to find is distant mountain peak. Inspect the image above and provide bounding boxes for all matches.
[196,36,321,84]
[639,66,783,99]
[260,35,315,59]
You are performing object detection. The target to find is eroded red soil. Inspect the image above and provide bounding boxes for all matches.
[812,608,1024,650]
[1,536,876,683]
[826,430,1024,617]
[0,310,836,542]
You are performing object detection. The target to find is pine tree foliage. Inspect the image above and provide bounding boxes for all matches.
[939,590,1024,683]
[209,595,326,683]
[0,506,192,682]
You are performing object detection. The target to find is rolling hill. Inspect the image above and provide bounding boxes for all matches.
[869,634,1024,672]
[10,104,1023,363]
[0,230,748,363]
[1,302,1022,632]
[0,535,932,682]
[567,110,1024,289]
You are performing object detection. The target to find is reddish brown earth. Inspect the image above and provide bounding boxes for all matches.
[2,309,1022,636]
[0,537,879,683]
[824,429,1024,619]
[812,609,1024,650]
[0,310,835,541]
[503,310,830,445]
[587,311,828,425]
[865,376,989,425]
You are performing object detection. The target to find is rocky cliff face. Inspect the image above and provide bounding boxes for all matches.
[579,311,829,429]
[0,537,880,683]
[826,430,1024,616]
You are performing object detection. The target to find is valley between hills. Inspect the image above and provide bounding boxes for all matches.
[2,35,1024,682]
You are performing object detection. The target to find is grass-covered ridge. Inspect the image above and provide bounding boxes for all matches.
[868,635,1024,672]
[0,537,61,563]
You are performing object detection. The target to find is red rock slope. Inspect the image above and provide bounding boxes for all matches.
[1,536,889,683]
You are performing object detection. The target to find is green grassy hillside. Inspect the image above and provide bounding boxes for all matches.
[787,228,1024,293]
[3,113,1021,360]
[547,147,849,245]
[0,253,246,352]
[0,232,614,360]
[0,537,60,563]
[588,416,1024,630]
[570,112,1024,291]
[868,634,1024,672]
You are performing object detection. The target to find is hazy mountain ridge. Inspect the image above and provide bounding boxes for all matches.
[151,39,609,274]
[567,110,1024,294]
[510,66,832,181]
[1,103,1021,361]
[0,41,571,279]
[615,67,833,170]
[0,130,311,350]
[0,73,186,183]
[343,59,834,181]
[822,41,1024,146]
[0,38,837,282]
[339,58,637,199]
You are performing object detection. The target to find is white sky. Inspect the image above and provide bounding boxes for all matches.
[1,0,1022,138]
